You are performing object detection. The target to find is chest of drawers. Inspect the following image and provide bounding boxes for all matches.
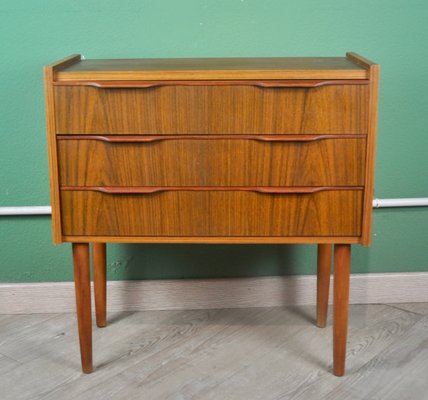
[44,53,379,376]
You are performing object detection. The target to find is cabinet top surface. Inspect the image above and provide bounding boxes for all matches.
[53,56,369,81]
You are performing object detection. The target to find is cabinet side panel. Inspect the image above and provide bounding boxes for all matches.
[44,66,63,243]
[361,64,380,245]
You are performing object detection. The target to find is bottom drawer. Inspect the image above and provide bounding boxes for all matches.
[60,189,362,237]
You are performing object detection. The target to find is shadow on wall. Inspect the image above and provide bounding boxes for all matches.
[106,244,317,281]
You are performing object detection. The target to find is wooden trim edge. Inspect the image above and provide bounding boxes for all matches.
[57,134,367,142]
[44,55,82,244]
[1,272,427,314]
[361,63,380,245]
[44,66,63,244]
[61,236,360,244]
[53,79,370,88]
[47,54,81,70]
[346,52,377,69]
[48,54,82,81]
[60,186,364,194]
[55,69,369,81]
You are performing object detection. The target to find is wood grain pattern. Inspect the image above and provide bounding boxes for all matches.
[388,302,428,316]
[54,84,369,135]
[60,189,363,237]
[333,244,351,376]
[92,243,107,328]
[44,54,82,244]
[345,52,379,246]
[361,63,380,246]
[0,306,424,400]
[62,236,360,244]
[44,66,62,244]
[60,186,362,194]
[54,56,369,81]
[47,54,82,71]
[346,52,377,68]
[54,79,369,88]
[57,133,365,142]
[72,243,93,373]
[325,315,428,400]
[316,244,332,328]
[57,136,366,187]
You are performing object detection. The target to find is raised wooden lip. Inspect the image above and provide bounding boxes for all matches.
[57,134,367,143]
[60,186,364,194]
[346,52,378,68]
[49,53,372,81]
[53,79,369,88]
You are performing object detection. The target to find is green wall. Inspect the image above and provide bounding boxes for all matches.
[1,0,427,282]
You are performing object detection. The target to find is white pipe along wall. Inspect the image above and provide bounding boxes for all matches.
[372,198,428,208]
[0,198,428,216]
[0,206,52,216]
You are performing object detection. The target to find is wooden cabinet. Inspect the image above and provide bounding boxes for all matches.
[45,53,379,376]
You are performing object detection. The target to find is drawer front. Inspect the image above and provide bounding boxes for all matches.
[54,84,368,135]
[60,189,363,237]
[58,136,366,187]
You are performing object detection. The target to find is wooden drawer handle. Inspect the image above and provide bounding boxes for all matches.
[58,134,365,143]
[54,79,369,88]
[61,186,363,194]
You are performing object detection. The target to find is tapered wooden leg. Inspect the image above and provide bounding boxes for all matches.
[72,243,93,374]
[316,244,332,328]
[92,243,107,328]
[333,244,351,377]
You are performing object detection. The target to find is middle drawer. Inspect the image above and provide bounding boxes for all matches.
[58,135,366,187]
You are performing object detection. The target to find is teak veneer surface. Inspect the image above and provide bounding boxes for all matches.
[54,57,368,81]
[54,85,368,135]
[57,136,366,187]
[60,189,363,237]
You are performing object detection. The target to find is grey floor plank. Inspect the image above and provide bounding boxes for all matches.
[171,305,420,400]
[41,309,238,400]
[278,305,422,400]
[322,315,428,400]
[0,313,78,364]
[387,302,428,316]
[118,307,313,400]
[41,307,302,400]
[0,354,21,375]
[0,314,58,344]
[0,355,81,400]
[0,314,84,400]
[0,304,426,400]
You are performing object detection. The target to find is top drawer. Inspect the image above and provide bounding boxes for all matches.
[54,83,369,135]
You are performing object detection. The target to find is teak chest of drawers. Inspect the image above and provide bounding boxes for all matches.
[44,53,379,376]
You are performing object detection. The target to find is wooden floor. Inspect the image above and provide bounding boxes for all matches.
[0,303,427,400]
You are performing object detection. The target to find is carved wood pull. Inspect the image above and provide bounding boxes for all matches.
[61,186,363,194]
[54,79,369,88]
[58,134,365,143]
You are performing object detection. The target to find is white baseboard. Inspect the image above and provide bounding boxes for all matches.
[0,273,427,314]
